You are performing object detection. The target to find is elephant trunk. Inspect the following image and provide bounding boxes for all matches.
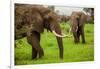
[51,24,63,59]
[56,36,63,59]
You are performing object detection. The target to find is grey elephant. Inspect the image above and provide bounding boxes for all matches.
[70,11,87,43]
[15,4,69,59]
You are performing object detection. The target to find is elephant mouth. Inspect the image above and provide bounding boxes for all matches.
[52,30,72,38]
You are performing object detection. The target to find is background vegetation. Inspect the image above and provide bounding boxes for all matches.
[15,22,94,65]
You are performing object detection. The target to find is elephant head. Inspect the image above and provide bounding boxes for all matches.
[15,4,69,59]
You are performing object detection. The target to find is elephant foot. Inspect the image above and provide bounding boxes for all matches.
[75,42,79,44]
[60,59,63,62]
[32,47,37,59]
[74,40,79,43]
[32,53,37,59]
[82,41,85,44]
[38,51,44,58]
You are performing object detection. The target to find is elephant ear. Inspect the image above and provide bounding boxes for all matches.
[79,13,86,27]
[39,9,53,31]
[23,8,44,33]
[42,13,52,31]
[24,6,52,33]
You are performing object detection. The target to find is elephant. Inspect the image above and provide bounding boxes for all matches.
[70,11,87,43]
[60,15,70,23]
[15,4,68,59]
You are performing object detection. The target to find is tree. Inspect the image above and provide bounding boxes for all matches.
[83,8,94,21]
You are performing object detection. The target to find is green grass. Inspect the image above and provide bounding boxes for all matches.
[15,23,94,65]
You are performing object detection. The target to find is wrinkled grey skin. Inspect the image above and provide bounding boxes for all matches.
[15,4,63,59]
[70,11,86,43]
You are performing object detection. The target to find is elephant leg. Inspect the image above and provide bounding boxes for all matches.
[77,28,81,42]
[32,46,37,59]
[73,32,79,43]
[27,33,38,59]
[78,33,80,42]
[27,31,44,59]
[31,40,44,59]
[80,27,85,43]
[31,31,44,58]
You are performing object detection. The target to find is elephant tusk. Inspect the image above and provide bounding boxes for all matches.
[62,32,72,37]
[75,26,78,32]
[52,30,66,37]
[67,27,72,37]
[68,27,71,35]
[64,27,72,37]
[52,30,71,38]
